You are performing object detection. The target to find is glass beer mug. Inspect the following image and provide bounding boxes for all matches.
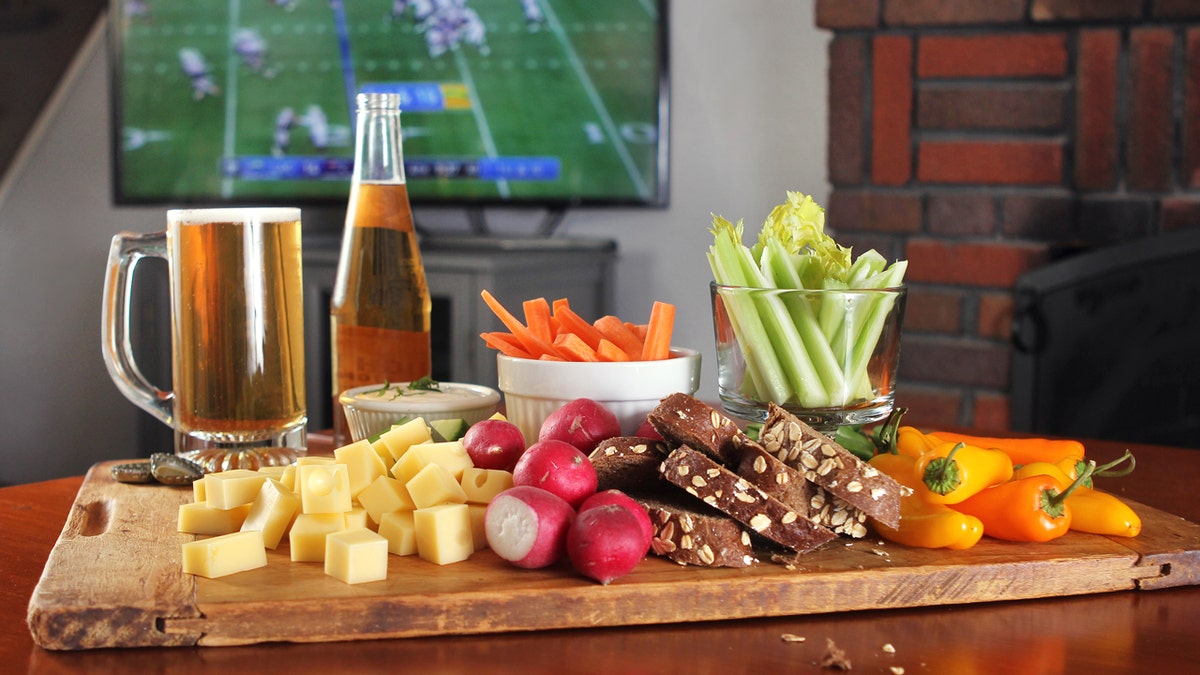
[102,208,307,471]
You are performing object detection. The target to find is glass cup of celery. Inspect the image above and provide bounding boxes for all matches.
[710,282,906,434]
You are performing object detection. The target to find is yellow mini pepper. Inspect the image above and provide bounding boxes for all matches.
[914,441,1014,505]
[868,452,984,550]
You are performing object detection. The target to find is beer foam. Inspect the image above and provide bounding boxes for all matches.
[168,207,301,225]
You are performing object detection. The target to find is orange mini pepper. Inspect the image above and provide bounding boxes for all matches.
[927,430,1085,467]
[950,473,1073,543]
[1014,455,1141,538]
[914,441,1014,505]
[868,452,984,550]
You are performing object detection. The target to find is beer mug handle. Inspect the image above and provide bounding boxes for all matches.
[101,230,174,427]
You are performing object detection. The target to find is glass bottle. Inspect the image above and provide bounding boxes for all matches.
[330,92,431,446]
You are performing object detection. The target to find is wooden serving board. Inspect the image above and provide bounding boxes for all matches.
[27,461,1200,651]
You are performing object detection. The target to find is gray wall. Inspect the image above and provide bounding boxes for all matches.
[0,2,827,485]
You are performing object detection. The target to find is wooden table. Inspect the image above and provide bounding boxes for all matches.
[5,434,1200,673]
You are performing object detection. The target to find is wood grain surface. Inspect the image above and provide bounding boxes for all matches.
[26,459,1200,651]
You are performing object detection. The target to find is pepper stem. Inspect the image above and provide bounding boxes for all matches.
[923,442,965,496]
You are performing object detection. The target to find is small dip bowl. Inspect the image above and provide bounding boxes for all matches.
[496,348,702,444]
[339,381,501,442]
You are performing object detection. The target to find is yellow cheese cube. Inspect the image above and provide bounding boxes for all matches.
[204,469,267,510]
[370,438,392,465]
[298,464,353,515]
[377,511,417,556]
[406,463,468,510]
[379,417,432,462]
[356,475,415,524]
[467,503,488,551]
[345,506,373,531]
[192,477,207,503]
[177,501,251,535]
[182,530,267,579]
[410,441,474,480]
[414,503,474,565]
[257,465,288,479]
[297,456,337,466]
[289,513,347,562]
[459,468,514,505]
[488,411,507,421]
[334,439,388,497]
[324,528,389,584]
[240,478,300,549]
[280,464,297,492]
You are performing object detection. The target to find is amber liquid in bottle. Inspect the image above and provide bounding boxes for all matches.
[330,94,431,446]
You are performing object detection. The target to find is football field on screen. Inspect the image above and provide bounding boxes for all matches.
[116,0,663,203]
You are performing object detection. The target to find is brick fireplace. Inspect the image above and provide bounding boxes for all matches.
[815,0,1200,432]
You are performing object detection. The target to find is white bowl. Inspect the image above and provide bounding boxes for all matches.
[338,381,501,442]
[496,348,702,444]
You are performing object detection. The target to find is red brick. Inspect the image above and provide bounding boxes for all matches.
[917,33,1069,78]
[999,193,1077,240]
[971,393,1011,432]
[1184,29,1200,189]
[917,140,1064,186]
[977,292,1014,340]
[1075,30,1121,190]
[1161,197,1200,231]
[1128,28,1176,193]
[1154,0,1200,19]
[884,0,1026,26]
[928,192,996,236]
[872,35,913,186]
[815,0,879,29]
[905,287,963,333]
[894,384,963,429]
[897,335,1012,389]
[826,190,922,233]
[1031,0,1144,21]
[917,83,1067,131]
[828,36,868,186]
[905,239,1050,288]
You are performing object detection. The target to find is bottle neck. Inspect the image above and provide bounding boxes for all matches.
[352,106,407,185]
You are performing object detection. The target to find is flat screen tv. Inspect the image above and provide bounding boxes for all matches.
[109,0,669,209]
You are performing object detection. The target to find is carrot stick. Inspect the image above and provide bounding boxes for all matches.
[523,298,554,344]
[552,304,607,351]
[596,339,631,362]
[641,301,676,360]
[594,315,644,360]
[480,332,533,358]
[553,333,600,362]
[480,290,561,359]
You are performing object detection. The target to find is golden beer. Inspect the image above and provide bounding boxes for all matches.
[172,215,306,439]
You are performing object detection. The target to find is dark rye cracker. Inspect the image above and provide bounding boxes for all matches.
[635,493,758,568]
[587,436,669,492]
[658,445,836,554]
[760,403,902,530]
[647,393,748,466]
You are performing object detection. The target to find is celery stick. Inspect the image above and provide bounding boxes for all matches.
[841,261,908,401]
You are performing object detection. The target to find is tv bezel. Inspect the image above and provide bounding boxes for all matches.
[106,0,671,211]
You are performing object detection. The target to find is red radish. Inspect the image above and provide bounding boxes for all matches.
[512,439,598,508]
[567,504,650,584]
[538,398,622,455]
[633,418,664,441]
[485,486,576,569]
[462,419,527,472]
[578,489,653,547]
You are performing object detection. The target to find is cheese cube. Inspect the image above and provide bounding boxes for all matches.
[334,439,388,497]
[460,468,514,505]
[370,438,393,466]
[204,470,267,510]
[177,501,251,535]
[467,504,489,551]
[257,465,288,479]
[240,478,301,549]
[324,528,389,584]
[414,503,474,565]
[297,456,336,466]
[280,464,297,492]
[406,463,468,509]
[345,506,373,531]
[298,464,352,515]
[289,513,347,562]
[356,475,415,524]
[192,477,207,503]
[409,442,474,481]
[182,530,267,579]
[379,417,432,461]
[378,511,417,556]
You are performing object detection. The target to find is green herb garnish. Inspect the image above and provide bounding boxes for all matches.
[366,376,441,400]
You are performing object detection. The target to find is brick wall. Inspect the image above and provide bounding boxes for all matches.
[815,0,1200,432]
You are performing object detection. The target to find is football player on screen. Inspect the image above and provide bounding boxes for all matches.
[179,48,220,100]
[234,28,277,79]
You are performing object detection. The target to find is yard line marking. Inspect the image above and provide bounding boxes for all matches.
[452,48,511,198]
[221,0,243,199]
[329,0,358,117]
[540,1,650,199]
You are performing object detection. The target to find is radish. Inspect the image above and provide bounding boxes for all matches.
[567,504,650,584]
[578,489,653,548]
[462,418,527,472]
[538,398,622,455]
[633,418,664,442]
[485,486,575,569]
[512,439,598,509]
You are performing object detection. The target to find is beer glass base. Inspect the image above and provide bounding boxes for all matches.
[176,423,307,472]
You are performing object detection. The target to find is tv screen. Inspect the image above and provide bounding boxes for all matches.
[109,0,669,208]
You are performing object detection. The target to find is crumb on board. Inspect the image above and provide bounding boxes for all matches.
[780,633,806,643]
[889,667,905,674]
[882,642,896,654]
[820,637,852,670]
